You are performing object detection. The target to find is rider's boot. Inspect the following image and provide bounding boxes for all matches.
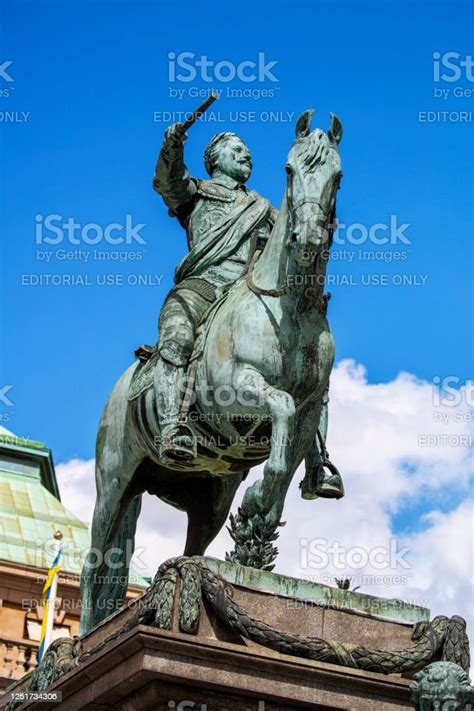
[300,460,345,499]
[154,356,197,462]
[300,419,345,500]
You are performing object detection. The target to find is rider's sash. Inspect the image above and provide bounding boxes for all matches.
[174,191,272,284]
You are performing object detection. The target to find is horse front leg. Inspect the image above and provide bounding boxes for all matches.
[226,366,296,570]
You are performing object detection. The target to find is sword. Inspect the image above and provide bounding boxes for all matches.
[180,92,218,132]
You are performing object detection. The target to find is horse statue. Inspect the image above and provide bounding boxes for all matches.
[80,109,344,634]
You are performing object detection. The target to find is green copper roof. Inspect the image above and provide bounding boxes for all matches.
[0,470,89,575]
[0,427,148,587]
[0,425,60,499]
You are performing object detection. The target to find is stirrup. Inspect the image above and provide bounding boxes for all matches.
[300,461,345,500]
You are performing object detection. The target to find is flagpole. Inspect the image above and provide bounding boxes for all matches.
[38,530,62,662]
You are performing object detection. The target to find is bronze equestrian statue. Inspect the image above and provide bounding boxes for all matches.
[80,109,344,633]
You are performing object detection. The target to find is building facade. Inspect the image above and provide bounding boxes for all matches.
[0,427,147,690]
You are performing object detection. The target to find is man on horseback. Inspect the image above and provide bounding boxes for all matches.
[153,122,277,462]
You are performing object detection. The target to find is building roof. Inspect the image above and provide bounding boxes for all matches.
[0,426,59,499]
[0,469,90,575]
[0,427,148,586]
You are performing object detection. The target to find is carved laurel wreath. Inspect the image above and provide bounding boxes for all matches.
[5,557,470,711]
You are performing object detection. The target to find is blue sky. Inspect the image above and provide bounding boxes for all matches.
[0,0,472,466]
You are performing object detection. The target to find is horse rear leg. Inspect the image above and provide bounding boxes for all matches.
[80,418,143,634]
[183,473,245,556]
[92,494,142,626]
[80,473,142,633]
[152,473,245,557]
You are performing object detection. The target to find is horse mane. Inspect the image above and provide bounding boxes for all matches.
[292,129,329,175]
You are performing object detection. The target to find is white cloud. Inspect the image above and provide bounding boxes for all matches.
[56,359,473,640]
[56,458,96,524]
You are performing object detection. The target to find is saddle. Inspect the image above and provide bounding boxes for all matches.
[127,345,158,401]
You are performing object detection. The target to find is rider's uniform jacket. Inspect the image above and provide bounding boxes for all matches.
[153,131,276,302]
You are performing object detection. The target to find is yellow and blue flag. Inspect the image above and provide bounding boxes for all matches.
[38,546,62,662]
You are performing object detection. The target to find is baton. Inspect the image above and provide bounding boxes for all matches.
[181,92,218,132]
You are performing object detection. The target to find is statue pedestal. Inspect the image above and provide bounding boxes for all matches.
[3,557,434,710]
[47,625,414,710]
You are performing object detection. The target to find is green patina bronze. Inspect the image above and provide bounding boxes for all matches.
[410,662,474,710]
[80,108,346,634]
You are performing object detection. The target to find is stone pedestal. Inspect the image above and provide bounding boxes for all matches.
[33,626,416,710]
[0,558,444,710]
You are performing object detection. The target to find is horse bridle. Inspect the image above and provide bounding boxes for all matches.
[246,196,332,299]
[291,196,326,212]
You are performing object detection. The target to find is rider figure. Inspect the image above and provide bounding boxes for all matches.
[153,122,277,462]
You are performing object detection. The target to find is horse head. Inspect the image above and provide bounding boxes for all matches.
[286,109,343,267]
